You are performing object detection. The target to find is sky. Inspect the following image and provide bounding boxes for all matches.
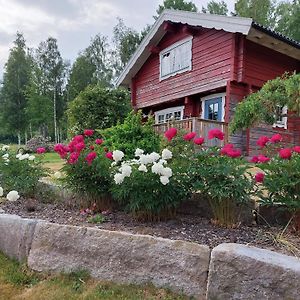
[0,0,235,79]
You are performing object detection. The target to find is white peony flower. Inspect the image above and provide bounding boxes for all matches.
[19,153,29,160]
[2,153,9,159]
[6,190,20,202]
[138,164,147,172]
[139,154,151,165]
[120,164,132,177]
[161,167,172,178]
[135,148,144,157]
[161,149,172,160]
[113,150,124,162]
[16,153,22,159]
[28,155,35,161]
[149,152,160,162]
[159,159,167,165]
[1,145,9,151]
[0,187,3,197]
[114,173,125,184]
[151,162,164,175]
[160,176,170,185]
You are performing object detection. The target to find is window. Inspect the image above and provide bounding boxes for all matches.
[154,106,184,124]
[160,37,192,80]
[201,93,226,122]
[273,105,288,129]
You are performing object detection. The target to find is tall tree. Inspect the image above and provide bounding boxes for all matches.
[155,0,198,18]
[234,0,276,28]
[0,33,31,144]
[202,0,228,15]
[35,37,66,143]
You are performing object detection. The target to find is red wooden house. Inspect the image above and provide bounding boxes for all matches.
[116,10,300,155]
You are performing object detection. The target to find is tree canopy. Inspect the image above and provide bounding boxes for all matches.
[155,0,197,18]
[230,73,300,133]
[202,1,228,15]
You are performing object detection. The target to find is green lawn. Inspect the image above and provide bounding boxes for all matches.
[0,252,189,300]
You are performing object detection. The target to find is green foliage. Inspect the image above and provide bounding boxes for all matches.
[87,214,105,224]
[190,148,254,227]
[230,73,300,133]
[102,111,161,159]
[155,0,198,17]
[0,148,47,198]
[258,153,300,211]
[202,0,228,15]
[67,85,130,135]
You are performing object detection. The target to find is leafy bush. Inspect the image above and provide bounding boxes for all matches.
[111,147,192,221]
[101,110,161,159]
[0,146,47,198]
[55,131,113,211]
[67,85,130,135]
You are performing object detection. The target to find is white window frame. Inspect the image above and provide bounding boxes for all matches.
[200,93,226,122]
[273,105,288,129]
[159,36,193,81]
[154,106,184,124]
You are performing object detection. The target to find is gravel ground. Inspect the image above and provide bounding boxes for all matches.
[1,199,299,257]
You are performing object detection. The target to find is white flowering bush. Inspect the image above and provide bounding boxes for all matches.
[111,148,192,221]
[0,146,47,198]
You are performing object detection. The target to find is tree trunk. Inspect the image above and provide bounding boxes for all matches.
[53,82,58,144]
[25,131,28,144]
[17,132,21,146]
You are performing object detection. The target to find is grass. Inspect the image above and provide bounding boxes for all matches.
[42,152,64,172]
[0,252,190,300]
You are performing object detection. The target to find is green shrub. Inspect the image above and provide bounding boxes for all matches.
[101,110,161,159]
[67,85,130,135]
[0,146,47,198]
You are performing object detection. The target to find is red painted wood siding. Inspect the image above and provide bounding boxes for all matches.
[134,28,233,109]
[243,40,299,88]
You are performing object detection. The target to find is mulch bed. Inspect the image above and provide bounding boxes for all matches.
[1,199,299,257]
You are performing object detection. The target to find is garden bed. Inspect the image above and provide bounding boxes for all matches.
[1,199,299,257]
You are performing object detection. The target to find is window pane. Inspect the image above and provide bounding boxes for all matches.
[158,115,165,124]
[174,111,181,120]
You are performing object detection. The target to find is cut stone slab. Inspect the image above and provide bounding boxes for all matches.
[207,243,300,300]
[0,214,38,261]
[28,222,210,298]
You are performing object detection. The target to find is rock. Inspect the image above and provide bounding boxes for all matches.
[0,214,38,261]
[207,243,300,300]
[0,208,5,213]
[28,222,210,298]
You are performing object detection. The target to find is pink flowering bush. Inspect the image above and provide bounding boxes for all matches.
[55,130,113,210]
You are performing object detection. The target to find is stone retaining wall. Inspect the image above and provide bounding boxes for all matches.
[0,213,300,299]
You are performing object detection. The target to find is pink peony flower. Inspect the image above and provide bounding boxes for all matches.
[84,129,94,136]
[73,135,84,143]
[194,137,205,145]
[270,134,282,143]
[36,147,46,154]
[106,151,113,160]
[226,149,241,158]
[250,156,259,163]
[95,139,103,145]
[208,128,224,140]
[68,152,80,164]
[90,145,95,150]
[74,142,85,152]
[85,151,97,165]
[257,136,269,148]
[279,148,292,160]
[257,154,270,163]
[220,144,234,155]
[293,146,300,153]
[255,172,265,183]
[183,132,196,141]
[164,127,177,141]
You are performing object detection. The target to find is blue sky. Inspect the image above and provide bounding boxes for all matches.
[0,0,235,79]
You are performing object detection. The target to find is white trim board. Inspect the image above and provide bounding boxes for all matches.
[200,93,226,122]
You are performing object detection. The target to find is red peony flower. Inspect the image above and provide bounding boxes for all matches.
[106,151,113,160]
[194,137,205,145]
[208,128,224,140]
[250,156,259,163]
[164,127,177,141]
[257,136,269,148]
[293,146,300,153]
[90,145,95,150]
[279,148,292,160]
[255,172,265,183]
[226,149,241,158]
[84,129,94,136]
[68,152,80,164]
[257,155,270,163]
[85,151,97,165]
[73,135,84,143]
[183,132,196,141]
[270,134,282,143]
[74,142,85,152]
[95,138,103,145]
[36,147,46,154]
[220,144,233,155]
